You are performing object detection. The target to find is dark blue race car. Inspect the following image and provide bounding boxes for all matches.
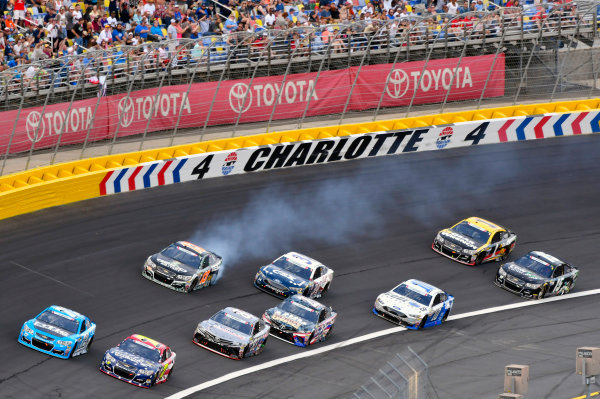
[18,305,96,359]
[254,252,334,298]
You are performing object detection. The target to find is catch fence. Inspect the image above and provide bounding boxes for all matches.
[2,1,600,174]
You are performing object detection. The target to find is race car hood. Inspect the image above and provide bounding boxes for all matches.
[379,292,428,316]
[200,320,251,345]
[31,320,72,338]
[152,253,196,275]
[264,308,313,332]
[439,230,481,251]
[108,348,158,370]
[502,263,547,284]
[260,265,309,289]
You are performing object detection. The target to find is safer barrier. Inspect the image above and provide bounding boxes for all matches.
[3,55,504,155]
[0,98,598,221]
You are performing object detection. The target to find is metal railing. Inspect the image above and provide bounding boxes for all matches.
[1,1,599,174]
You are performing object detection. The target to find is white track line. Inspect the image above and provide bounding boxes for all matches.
[166,288,600,399]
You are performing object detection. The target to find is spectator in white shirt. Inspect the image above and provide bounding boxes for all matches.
[98,25,113,46]
[446,0,458,15]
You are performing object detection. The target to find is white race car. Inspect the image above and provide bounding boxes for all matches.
[373,279,454,329]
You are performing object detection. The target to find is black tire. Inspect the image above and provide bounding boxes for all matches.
[166,364,174,381]
[538,284,547,300]
[322,283,330,294]
[441,309,450,323]
[209,270,219,286]
[302,286,310,297]
[474,253,486,265]
[559,281,571,296]
[307,332,314,347]
[69,341,78,358]
[86,336,93,352]
[324,324,334,340]
[418,315,428,329]
[241,346,248,359]
[187,278,198,293]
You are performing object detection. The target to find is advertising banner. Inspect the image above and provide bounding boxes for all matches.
[1,55,505,155]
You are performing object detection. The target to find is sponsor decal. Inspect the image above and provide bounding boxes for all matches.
[33,321,70,337]
[441,231,478,249]
[436,126,453,149]
[113,348,155,368]
[222,152,237,175]
[385,66,473,99]
[229,80,319,114]
[156,258,188,274]
[25,106,94,141]
[272,311,304,329]
[118,93,191,128]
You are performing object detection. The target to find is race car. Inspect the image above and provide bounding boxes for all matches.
[253,252,333,298]
[142,241,223,293]
[432,217,517,265]
[495,251,579,299]
[373,279,454,329]
[193,307,269,360]
[99,334,176,388]
[263,295,336,347]
[18,305,96,359]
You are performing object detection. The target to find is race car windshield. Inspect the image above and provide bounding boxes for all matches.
[161,244,200,268]
[119,340,161,362]
[211,311,253,335]
[451,222,490,244]
[279,299,319,323]
[514,255,554,278]
[37,311,79,334]
[392,284,431,306]
[272,257,312,280]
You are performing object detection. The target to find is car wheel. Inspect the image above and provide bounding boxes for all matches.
[187,278,198,293]
[307,332,314,346]
[241,347,248,359]
[69,341,78,358]
[324,325,334,340]
[538,284,547,299]
[209,270,219,286]
[560,281,572,295]
[322,283,330,295]
[442,310,450,323]
[474,253,486,265]
[302,286,310,297]
[86,337,94,352]
[418,315,428,329]
[166,364,174,381]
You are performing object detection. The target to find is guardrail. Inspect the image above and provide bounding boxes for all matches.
[0,98,598,221]
[1,1,600,174]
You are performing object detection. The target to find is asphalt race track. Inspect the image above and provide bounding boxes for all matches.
[1,135,600,399]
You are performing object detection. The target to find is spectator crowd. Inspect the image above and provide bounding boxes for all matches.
[0,0,583,81]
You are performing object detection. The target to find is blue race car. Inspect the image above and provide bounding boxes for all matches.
[18,305,96,359]
[253,252,334,298]
[373,279,454,330]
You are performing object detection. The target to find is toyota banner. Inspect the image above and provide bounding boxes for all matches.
[1,54,504,154]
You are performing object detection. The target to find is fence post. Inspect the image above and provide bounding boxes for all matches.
[339,28,385,126]
[24,66,61,171]
[80,57,108,159]
[50,58,88,165]
[234,32,271,136]
[477,12,507,109]
[372,20,416,121]
[298,27,344,129]
[441,13,489,114]
[405,16,459,117]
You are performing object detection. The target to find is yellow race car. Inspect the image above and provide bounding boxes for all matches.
[432,217,517,266]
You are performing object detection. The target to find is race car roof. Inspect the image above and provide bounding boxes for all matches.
[129,334,167,350]
[47,305,86,321]
[288,294,326,311]
[462,217,504,233]
[529,251,565,266]
[283,252,324,270]
[223,307,260,324]
[404,279,442,296]
[176,241,208,255]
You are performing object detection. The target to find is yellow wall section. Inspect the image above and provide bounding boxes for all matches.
[0,98,599,220]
